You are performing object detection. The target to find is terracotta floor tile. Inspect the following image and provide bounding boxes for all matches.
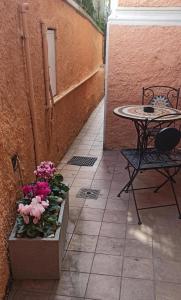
[68,234,98,252]
[96,236,125,256]
[53,271,89,298]
[86,274,121,300]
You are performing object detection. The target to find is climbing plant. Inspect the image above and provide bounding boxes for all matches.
[75,0,109,32]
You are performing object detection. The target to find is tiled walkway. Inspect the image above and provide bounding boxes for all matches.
[10,100,181,300]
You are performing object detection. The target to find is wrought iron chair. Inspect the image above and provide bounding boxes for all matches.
[118,114,181,225]
[142,86,180,108]
[142,86,180,138]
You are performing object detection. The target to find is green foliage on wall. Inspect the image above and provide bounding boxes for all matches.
[75,0,107,32]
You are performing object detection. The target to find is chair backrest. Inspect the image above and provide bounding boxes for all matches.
[155,127,181,152]
[142,86,180,108]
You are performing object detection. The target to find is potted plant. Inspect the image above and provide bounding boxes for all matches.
[9,161,69,279]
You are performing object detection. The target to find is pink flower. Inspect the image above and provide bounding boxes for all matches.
[18,203,31,215]
[23,215,30,224]
[29,196,48,220]
[33,218,39,224]
[17,196,49,225]
[34,161,56,180]
[41,200,49,208]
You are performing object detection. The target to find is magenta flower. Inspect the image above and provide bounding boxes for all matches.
[35,181,51,199]
[22,185,35,197]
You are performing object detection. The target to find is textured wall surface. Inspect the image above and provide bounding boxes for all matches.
[104,25,181,149]
[119,0,181,6]
[0,0,104,297]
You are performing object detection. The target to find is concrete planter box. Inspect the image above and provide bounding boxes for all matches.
[9,193,69,279]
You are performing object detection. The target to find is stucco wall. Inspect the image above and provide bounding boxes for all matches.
[104,25,181,149]
[119,0,181,6]
[0,0,104,297]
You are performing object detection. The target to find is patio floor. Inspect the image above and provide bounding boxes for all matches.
[10,99,181,300]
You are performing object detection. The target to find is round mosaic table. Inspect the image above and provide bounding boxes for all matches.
[113,105,181,150]
[113,105,181,121]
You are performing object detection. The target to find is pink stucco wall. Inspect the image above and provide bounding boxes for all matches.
[104,25,181,149]
[119,0,181,6]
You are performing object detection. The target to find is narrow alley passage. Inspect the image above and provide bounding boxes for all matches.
[11,99,181,300]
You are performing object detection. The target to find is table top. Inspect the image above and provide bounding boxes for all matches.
[113,105,181,122]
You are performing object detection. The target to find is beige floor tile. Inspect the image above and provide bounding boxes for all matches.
[62,251,94,273]
[69,207,82,221]
[96,236,125,256]
[68,234,98,252]
[153,237,181,261]
[125,239,152,258]
[53,271,89,298]
[103,210,127,223]
[120,278,154,300]
[156,281,181,300]
[91,179,112,189]
[100,222,126,239]
[84,198,107,209]
[123,257,154,280]
[62,165,80,171]
[65,233,72,250]
[86,274,121,300]
[80,208,104,221]
[67,220,76,234]
[69,197,85,208]
[71,178,92,187]
[106,199,128,211]
[126,224,153,242]
[76,170,95,179]
[154,258,181,283]
[75,220,101,235]
[91,253,123,276]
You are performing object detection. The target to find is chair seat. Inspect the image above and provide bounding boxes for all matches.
[121,148,181,170]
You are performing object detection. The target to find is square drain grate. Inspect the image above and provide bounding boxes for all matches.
[76,188,100,199]
[67,156,97,167]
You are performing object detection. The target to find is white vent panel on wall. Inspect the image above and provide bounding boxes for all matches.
[47,29,57,96]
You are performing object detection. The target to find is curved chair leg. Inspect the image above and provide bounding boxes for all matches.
[169,177,181,219]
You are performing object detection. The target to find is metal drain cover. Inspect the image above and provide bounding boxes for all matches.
[76,188,100,199]
[67,156,97,166]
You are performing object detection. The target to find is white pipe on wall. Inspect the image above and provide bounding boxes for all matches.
[20,3,39,165]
